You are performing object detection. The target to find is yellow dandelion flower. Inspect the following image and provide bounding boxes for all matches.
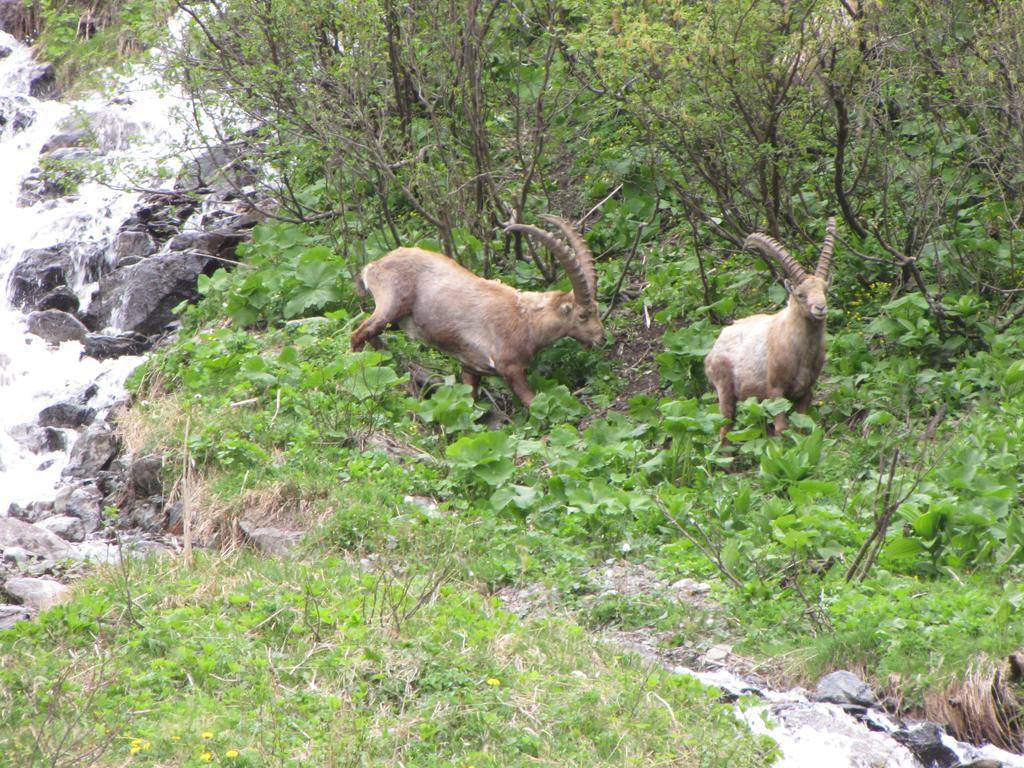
[226,749,240,759]
[202,731,214,740]
[130,745,141,755]
[142,741,152,750]
[486,677,501,686]
[200,752,213,762]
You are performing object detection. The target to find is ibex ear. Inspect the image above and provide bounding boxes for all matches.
[783,278,794,294]
[559,302,573,317]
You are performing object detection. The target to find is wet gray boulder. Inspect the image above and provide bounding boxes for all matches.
[111,228,156,262]
[891,722,960,768]
[813,670,878,708]
[35,286,80,314]
[62,423,119,478]
[4,577,71,610]
[40,128,92,154]
[82,249,213,335]
[0,516,75,560]
[39,402,95,429]
[166,228,246,260]
[26,309,88,344]
[8,246,71,308]
[82,331,151,360]
[0,43,11,59]
[26,62,56,99]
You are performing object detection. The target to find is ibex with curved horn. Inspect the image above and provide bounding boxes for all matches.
[350,215,603,406]
[704,218,837,440]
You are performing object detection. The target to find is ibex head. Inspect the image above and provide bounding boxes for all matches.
[744,217,836,322]
[505,214,603,347]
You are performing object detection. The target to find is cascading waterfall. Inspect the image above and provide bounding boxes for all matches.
[0,30,181,513]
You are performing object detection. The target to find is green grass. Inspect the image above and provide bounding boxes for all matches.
[0,551,775,767]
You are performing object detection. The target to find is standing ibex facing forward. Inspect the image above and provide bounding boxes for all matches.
[704,218,837,440]
[350,215,602,406]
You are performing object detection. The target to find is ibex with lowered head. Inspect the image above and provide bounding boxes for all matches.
[704,218,837,440]
[350,215,602,406]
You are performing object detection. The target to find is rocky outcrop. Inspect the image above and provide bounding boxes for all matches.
[26,309,88,344]
[813,670,880,709]
[8,246,71,308]
[39,402,95,429]
[62,423,119,478]
[82,249,214,334]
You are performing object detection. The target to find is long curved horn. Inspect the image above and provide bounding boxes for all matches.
[744,232,807,285]
[539,214,596,305]
[815,217,837,279]
[505,219,594,306]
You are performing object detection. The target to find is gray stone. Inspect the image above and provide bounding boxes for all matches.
[111,229,156,261]
[35,286,80,314]
[41,128,92,154]
[62,423,119,478]
[165,228,245,259]
[813,670,878,708]
[0,516,75,560]
[8,246,71,308]
[27,62,56,99]
[39,402,95,429]
[82,250,213,335]
[82,332,151,361]
[0,605,32,630]
[129,454,163,497]
[124,497,166,532]
[37,515,86,543]
[4,577,71,610]
[26,309,88,344]
[53,482,104,533]
[239,520,303,557]
[891,722,959,768]
[0,44,10,59]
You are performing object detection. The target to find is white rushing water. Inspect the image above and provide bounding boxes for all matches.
[680,665,1024,768]
[0,31,181,512]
